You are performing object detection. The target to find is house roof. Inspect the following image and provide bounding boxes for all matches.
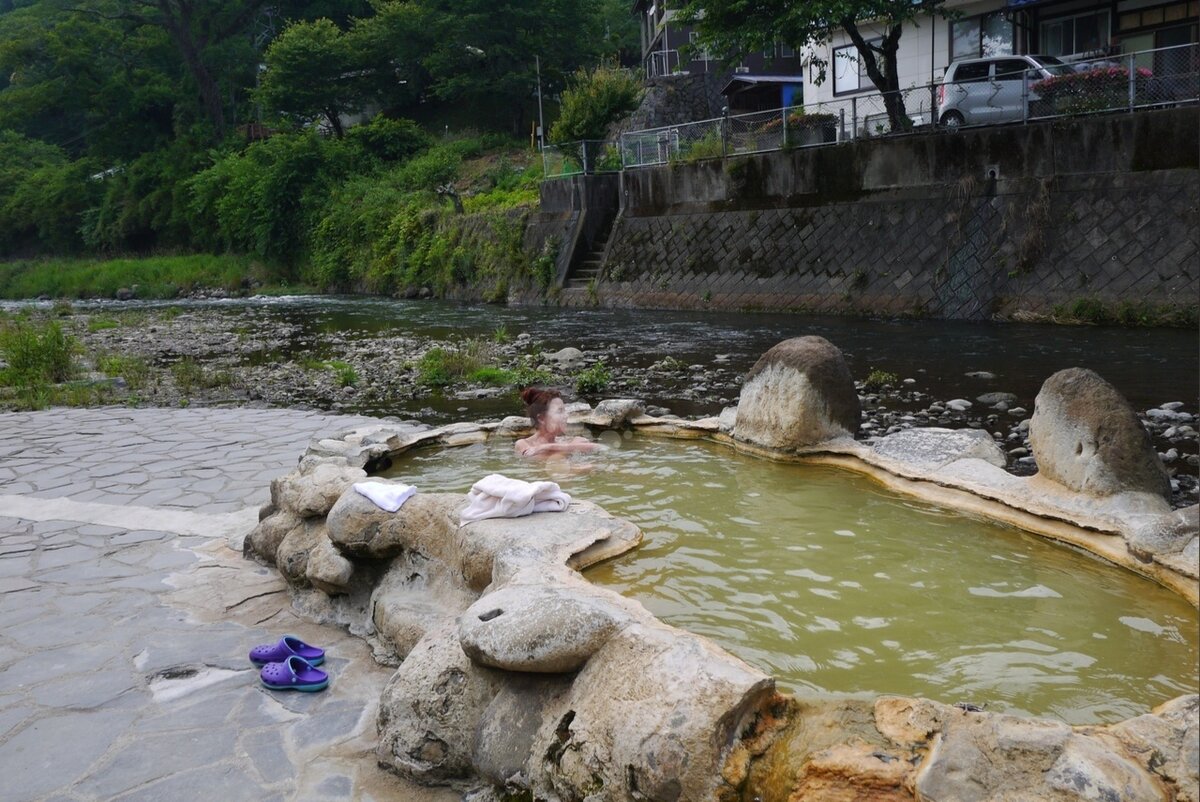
[721,74,804,95]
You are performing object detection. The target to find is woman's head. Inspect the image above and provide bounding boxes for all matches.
[521,386,565,433]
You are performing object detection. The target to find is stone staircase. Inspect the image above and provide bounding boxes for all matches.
[564,226,612,290]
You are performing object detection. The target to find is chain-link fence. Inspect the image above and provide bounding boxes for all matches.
[541,140,623,178]
[610,43,1197,170]
[1027,43,1199,120]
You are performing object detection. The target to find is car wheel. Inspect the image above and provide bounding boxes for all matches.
[940,111,965,131]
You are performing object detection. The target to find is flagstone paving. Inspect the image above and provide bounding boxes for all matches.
[0,407,459,802]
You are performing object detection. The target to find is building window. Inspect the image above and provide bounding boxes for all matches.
[1118,1,1198,32]
[951,12,1014,62]
[832,40,881,94]
[1041,10,1111,57]
[688,31,712,61]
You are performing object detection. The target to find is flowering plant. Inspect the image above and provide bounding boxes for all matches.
[1032,66,1153,112]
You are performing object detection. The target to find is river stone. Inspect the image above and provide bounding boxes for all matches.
[273,462,367,518]
[458,584,624,673]
[1030,368,1170,499]
[274,518,329,586]
[914,709,1161,802]
[543,347,584,368]
[305,538,354,594]
[977,391,1018,405]
[588,398,645,428]
[326,491,463,561]
[872,428,1006,470]
[376,622,507,783]
[718,405,737,434]
[525,621,780,802]
[733,336,860,450]
[495,415,531,436]
[244,510,301,563]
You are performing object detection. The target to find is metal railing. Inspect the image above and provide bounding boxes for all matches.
[546,43,1198,174]
[541,140,623,178]
[645,49,681,79]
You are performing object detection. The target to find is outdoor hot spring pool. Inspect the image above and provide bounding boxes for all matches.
[383,435,1199,725]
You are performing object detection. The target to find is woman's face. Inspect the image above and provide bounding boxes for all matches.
[540,397,567,436]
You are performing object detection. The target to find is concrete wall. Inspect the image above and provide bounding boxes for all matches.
[556,108,1198,320]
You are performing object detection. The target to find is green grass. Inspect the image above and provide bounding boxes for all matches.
[0,318,76,386]
[87,317,121,332]
[170,357,231,393]
[0,254,295,300]
[97,353,150,391]
[467,366,516,386]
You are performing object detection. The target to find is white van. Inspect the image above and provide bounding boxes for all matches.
[937,55,1075,128]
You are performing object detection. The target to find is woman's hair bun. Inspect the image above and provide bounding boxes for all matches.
[519,386,539,405]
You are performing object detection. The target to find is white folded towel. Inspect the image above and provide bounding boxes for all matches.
[353,481,418,512]
[460,473,571,524]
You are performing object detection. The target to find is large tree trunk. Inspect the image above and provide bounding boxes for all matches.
[843,20,909,133]
[153,0,226,136]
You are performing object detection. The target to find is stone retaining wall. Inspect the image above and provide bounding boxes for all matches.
[546,107,1199,320]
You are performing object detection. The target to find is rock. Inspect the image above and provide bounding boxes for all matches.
[115,287,135,301]
[1127,504,1199,565]
[873,428,1006,470]
[274,518,328,586]
[372,554,477,661]
[272,462,367,518]
[733,336,860,450]
[1030,368,1170,500]
[946,398,973,411]
[1161,401,1186,411]
[495,415,531,436]
[588,398,645,428]
[326,491,463,560]
[244,510,301,563]
[977,392,1018,405]
[718,406,737,434]
[1109,695,1199,802]
[377,623,508,783]
[525,622,781,802]
[914,708,1161,802]
[543,347,584,368]
[965,370,996,379]
[1009,406,1027,416]
[305,538,354,594]
[458,584,625,673]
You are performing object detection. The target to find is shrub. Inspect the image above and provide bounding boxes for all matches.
[1032,66,1152,114]
[677,131,724,163]
[468,366,515,385]
[0,318,77,386]
[417,344,486,386]
[863,368,899,390]
[550,64,643,143]
[346,116,431,162]
[325,360,358,387]
[574,360,611,394]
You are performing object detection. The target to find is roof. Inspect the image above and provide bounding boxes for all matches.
[721,74,804,95]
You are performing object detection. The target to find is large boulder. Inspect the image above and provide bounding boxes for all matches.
[1127,505,1200,578]
[733,336,860,450]
[458,583,627,673]
[873,428,1006,470]
[377,623,508,783]
[271,462,368,518]
[1030,368,1170,500]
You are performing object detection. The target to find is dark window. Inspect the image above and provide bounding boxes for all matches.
[994,58,1030,80]
[953,62,991,82]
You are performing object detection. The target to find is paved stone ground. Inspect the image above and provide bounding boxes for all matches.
[0,407,460,802]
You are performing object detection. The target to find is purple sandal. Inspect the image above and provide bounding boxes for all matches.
[249,635,325,667]
[259,655,329,692]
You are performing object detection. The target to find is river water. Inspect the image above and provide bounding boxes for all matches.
[26,294,1193,416]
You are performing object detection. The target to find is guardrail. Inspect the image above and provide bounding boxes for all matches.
[544,43,1197,175]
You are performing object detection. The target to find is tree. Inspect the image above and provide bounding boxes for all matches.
[256,18,358,136]
[679,0,951,131]
[413,0,605,137]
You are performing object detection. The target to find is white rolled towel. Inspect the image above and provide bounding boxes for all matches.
[460,473,571,524]
[353,481,418,512]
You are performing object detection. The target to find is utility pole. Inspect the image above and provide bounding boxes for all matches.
[536,55,546,150]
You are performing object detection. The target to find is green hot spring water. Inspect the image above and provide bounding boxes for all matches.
[386,435,1199,725]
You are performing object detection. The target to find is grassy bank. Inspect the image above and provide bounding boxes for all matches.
[0,254,306,300]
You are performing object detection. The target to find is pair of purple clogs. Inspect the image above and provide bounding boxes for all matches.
[249,635,329,692]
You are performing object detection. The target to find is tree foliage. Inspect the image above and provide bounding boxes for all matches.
[549,64,642,143]
[679,0,951,128]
